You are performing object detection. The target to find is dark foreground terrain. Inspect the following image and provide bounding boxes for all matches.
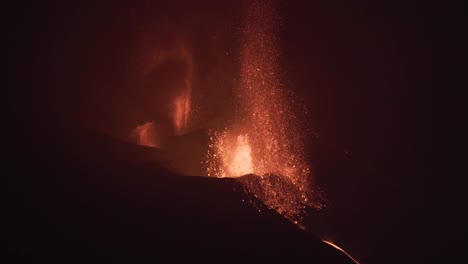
[8,125,355,263]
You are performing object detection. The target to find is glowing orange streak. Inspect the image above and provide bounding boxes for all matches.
[172,46,193,135]
[173,88,191,134]
[322,240,360,264]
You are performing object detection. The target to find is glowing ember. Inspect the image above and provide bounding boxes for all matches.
[205,0,323,220]
[131,121,159,148]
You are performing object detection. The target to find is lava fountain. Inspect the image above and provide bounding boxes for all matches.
[205,0,323,221]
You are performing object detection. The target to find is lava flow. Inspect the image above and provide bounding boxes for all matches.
[205,0,323,221]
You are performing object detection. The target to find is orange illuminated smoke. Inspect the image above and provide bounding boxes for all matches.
[171,44,193,135]
[136,41,193,137]
[205,0,323,221]
[173,87,191,135]
[130,42,193,147]
[131,121,159,148]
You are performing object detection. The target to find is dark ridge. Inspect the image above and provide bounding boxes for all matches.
[8,125,355,263]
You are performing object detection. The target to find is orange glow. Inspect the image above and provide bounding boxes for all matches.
[131,121,158,148]
[173,87,191,134]
[210,134,254,177]
[138,42,194,135]
[205,0,323,220]
[170,44,193,135]
[322,240,360,264]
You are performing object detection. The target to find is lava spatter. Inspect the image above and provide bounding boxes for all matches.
[206,0,323,221]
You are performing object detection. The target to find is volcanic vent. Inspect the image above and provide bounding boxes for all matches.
[205,0,324,221]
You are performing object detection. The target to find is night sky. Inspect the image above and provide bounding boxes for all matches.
[8,0,458,262]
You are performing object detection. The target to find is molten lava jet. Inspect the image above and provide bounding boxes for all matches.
[205,0,323,221]
[209,133,254,176]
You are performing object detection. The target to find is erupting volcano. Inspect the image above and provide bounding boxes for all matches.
[205,0,323,221]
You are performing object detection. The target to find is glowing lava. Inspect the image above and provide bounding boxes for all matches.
[206,0,323,220]
[323,240,360,264]
[210,133,254,177]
